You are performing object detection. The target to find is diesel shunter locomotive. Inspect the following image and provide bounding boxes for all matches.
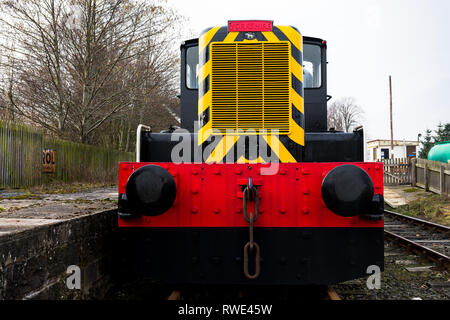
[117,20,384,285]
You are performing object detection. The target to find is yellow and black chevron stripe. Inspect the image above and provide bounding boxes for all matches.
[198,25,304,163]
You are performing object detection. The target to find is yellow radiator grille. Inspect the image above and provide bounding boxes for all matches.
[210,42,291,134]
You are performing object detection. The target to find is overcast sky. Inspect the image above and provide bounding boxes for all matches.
[168,0,450,141]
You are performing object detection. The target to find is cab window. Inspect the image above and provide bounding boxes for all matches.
[186,46,199,89]
[303,44,322,88]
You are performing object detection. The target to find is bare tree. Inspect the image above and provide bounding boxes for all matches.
[0,0,182,144]
[327,102,343,131]
[327,97,364,132]
[65,0,180,143]
[0,0,72,135]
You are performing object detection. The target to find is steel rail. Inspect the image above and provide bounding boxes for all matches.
[384,209,450,232]
[326,287,341,300]
[167,290,182,300]
[383,210,450,269]
[165,286,340,300]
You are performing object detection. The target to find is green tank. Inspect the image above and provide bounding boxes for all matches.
[428,141,450,164]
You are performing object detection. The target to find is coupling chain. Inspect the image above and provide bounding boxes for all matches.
[243,177,260,280]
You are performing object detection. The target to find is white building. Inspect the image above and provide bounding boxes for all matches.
[367,139,419,161]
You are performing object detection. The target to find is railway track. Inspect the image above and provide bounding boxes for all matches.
[383,209,450,269]
[167,285,340,301]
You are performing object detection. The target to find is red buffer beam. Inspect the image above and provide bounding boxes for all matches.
[118,162,384,229]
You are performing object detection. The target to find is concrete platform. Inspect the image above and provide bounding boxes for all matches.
[0,218,60,235]
[0,188,118,299]
[0,188,116,235]
[384,186,430,208]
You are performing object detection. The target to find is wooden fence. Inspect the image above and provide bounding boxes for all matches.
[381,158,412,185]
[380,157,450,196]
[0,120,134,189]
[412,158,449,196]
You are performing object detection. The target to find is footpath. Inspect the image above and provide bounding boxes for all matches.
[384,186,430,208]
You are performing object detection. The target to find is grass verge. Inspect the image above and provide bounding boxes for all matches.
[393,193,450,226]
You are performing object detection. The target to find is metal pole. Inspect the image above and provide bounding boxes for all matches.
[136,124,151,162]
[389,76,394,158]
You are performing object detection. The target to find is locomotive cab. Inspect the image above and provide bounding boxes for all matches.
[141,34,365,163]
